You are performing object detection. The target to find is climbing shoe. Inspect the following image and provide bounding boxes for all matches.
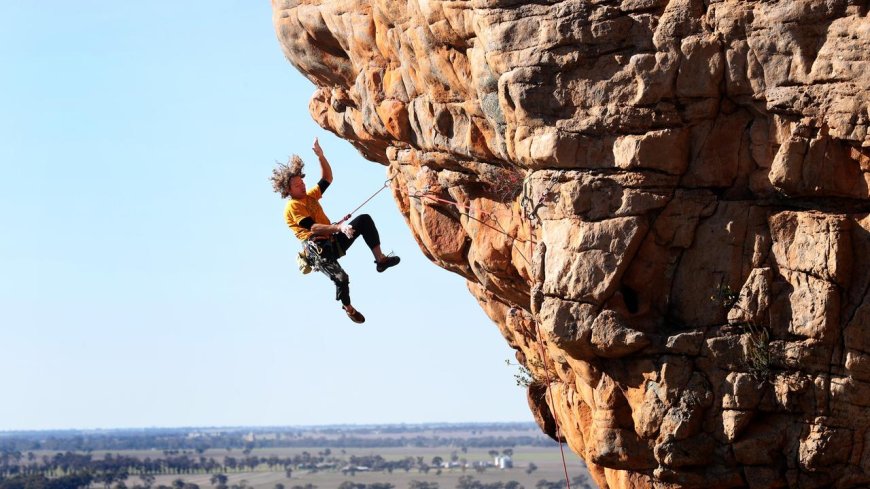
[375,255,401,273]
[344,306,365,324]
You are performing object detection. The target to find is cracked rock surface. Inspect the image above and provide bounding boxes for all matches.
[272,0,870,487]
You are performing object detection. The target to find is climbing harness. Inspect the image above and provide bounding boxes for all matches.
[295,176,394,275]
[297,240,325,275]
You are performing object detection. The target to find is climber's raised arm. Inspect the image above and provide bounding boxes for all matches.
[313,138,333,183]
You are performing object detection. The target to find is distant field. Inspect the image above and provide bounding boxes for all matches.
[64,446,566,463]
[58,446,592,489]
[3,423,594,489]
[147,466,592,489]
[136,447,592,489]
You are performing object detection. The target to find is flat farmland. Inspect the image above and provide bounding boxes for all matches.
[2,423,594,489]
[139,447,592,489]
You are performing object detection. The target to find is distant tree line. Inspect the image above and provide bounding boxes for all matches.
[0,450,532,482]
[456,476,523,489]
[533,476,594,489]
[0,424,550,453]
[335,482,394,489]
[0,473,93,489]
[0,436,552,454]
[0,451,308,480]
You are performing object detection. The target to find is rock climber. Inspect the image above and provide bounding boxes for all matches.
[271,138,400,324]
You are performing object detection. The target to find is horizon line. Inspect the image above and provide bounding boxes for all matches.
[0,420,539,436]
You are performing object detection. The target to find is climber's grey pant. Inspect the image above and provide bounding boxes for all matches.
[305,239,350,306]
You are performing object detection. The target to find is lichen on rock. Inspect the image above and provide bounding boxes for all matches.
[273,0,870,487]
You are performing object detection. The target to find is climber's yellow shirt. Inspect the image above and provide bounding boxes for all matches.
[285,184,331,241]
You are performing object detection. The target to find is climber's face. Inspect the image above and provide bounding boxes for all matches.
[289,175,306,199]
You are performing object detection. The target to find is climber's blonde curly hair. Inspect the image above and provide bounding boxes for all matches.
[270,154,305,198]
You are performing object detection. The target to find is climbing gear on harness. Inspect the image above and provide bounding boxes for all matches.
[296,250,313,274]
[304,237,345,265]
[297,238,342,275]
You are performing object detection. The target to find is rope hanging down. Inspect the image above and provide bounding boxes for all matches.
[532,312,572,489]
[411,175,572,488]
[408,190,534,267]
[524,171,571,489]
[345,172,573,486]
[522,173,571,489]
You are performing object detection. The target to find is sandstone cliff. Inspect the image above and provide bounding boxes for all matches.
[272,1,870,487]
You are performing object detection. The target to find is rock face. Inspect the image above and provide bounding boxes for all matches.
[273,1,870,487]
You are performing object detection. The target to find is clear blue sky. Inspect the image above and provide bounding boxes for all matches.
[0,2,531,430]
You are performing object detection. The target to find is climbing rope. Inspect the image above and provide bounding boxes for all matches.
[341,169,572,485]
[334,179,393,224]
[517,173,571,488]
[524,171,572,488]
[532,319,572,489]
[512,171,574,487]
[411,172,573,487]
[408,190,534,266]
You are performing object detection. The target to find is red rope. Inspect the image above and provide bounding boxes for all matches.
[410,191,534,265]
[409,185,572,486]
[526,214,572,489]
[411,192,475,214]
[533,320,572,489]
